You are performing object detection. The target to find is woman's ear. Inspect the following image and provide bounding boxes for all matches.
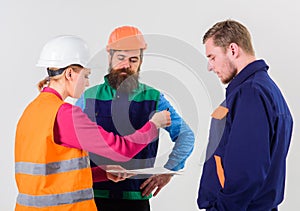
[65,67,72,80]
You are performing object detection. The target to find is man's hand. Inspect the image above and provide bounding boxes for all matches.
[106,165,135,183]
[150,110,171,128]
[140,174,172,197]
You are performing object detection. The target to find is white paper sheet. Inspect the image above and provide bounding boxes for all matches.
[106,166,183,175]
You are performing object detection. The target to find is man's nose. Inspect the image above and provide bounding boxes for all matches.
[207,62,214,72]
[119,59,130,69]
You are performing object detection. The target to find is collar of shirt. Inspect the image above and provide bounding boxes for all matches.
[226,59,269,95]
[42,87,63,100]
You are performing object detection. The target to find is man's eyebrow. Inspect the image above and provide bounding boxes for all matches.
[116,53,138,57]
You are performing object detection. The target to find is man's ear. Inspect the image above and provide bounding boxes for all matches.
[108,54,112,65]
[228,43,239,58]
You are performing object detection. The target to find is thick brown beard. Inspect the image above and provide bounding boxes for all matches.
[107,68,139,93]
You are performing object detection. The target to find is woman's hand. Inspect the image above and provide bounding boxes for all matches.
[106,165,135,183]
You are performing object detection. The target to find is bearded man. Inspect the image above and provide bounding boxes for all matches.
[76,26,195,211]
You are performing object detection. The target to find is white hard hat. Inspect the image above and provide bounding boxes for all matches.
[36,35,90,68]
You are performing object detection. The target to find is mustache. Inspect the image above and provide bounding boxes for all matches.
[111,67,134,75]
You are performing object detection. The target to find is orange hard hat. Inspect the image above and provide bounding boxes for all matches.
[106,26,147,51]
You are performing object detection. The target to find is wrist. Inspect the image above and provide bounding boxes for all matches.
[149,119,159,129]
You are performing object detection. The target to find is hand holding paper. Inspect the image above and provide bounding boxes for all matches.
[106,165,136,183]
[106,166,183,176]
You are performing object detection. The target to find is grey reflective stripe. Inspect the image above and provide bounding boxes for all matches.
[15,156,89,175]
[16,188,94,207]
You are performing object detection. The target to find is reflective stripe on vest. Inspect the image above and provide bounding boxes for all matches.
[15,92,96,210]
[16,188,94,207]
[15,156,89,175]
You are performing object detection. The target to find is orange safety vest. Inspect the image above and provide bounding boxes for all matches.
[15,92,97,210]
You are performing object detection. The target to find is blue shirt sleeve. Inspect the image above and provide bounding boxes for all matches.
[157,93,195,171]
[75,94,85,110]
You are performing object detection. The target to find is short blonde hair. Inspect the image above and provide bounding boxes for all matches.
[203,19,255,55]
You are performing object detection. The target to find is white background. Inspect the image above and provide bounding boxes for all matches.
[1,0,299,210]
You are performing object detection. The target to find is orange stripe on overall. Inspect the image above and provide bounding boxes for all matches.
[214,155,225,188]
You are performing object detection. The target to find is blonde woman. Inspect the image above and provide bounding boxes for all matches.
[15,35,171,210]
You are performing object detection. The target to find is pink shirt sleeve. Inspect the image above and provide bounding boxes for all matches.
[54,103,158,161]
